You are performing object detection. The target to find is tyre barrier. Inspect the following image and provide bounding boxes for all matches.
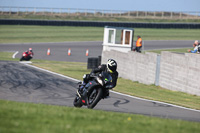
[0,19,200,29]
[87,57,100,69]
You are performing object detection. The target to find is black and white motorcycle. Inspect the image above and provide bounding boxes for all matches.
[73,71,112,109]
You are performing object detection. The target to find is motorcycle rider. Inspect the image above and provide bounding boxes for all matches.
[78,59,118,98]
[20,48,34,61]
[28,48,34,55]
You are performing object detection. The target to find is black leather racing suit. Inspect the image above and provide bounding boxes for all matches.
[80,64,118,97]
[90,64,118,89]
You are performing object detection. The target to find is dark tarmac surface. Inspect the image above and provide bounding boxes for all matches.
[0,40,194,62]
[0,61,199,122]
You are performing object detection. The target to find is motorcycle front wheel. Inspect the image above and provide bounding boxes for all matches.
[73,95,83,108]
[20,57,24,61]
[87,87,103,109]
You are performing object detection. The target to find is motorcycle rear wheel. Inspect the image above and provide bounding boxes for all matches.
[87,88,103,109]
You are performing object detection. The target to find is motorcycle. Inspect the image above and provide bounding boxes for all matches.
[20,51,33,61]
[73,71,112,109]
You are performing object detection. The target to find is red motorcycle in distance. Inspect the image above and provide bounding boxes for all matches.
[20,48,34,61]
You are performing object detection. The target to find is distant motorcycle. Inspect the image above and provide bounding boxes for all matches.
[74,71,112,109]
[20,51,33,61]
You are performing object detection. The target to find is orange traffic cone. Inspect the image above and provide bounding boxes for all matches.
[86,49,89,56]
[47,48,51,55]
[68,48,71,56]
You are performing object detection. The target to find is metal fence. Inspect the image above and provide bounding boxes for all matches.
[1,6,200,19]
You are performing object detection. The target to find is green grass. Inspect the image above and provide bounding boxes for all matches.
[0,25,104,43]
[0,100,200,133]
[115,79,200,110]
[1,25,200,43]
[0,52,19,61]
[147,48,191,54]
[32,60,91,79]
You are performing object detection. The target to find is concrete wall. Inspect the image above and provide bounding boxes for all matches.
[102,50,158,85]
[159,51,200,96]
[102,50,200,96]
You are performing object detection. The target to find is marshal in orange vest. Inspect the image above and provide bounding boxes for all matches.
[136,37,142,47]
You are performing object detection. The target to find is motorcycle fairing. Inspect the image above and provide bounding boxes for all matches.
[81,80,101,105]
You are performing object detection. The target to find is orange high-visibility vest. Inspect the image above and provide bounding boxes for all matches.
[136,38,142,47]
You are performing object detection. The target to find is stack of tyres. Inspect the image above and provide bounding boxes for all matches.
[87,57,99,69]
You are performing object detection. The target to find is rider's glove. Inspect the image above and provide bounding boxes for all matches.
[90,73,95,77]
[98,73,102,77]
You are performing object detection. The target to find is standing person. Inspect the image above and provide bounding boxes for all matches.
[187,40,200,53]
[135,36,142,53]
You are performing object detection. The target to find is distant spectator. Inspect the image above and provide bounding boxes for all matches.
[135,36,142,53]
[187,40,200,53]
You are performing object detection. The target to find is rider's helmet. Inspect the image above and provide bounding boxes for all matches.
[107,59,117,73]
[29,48,33,52]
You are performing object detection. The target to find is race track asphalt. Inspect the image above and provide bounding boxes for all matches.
[0,40,194,62]
[0,61,199,122]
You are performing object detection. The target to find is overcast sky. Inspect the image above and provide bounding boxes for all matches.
[0,0,200,12]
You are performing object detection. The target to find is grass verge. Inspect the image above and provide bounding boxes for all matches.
[1,25,200,43]
[0,100,200,133]
[147,48,191,54]
[0,52,19,61]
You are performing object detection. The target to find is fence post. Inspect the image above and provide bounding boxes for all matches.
[68,8,70,16]
[0,8,2,15]
[42,8,44,15]
[170,11,173,19]
[9,8,11,15]
[76,8,78,16]
[34,8,36,15]
[26,8,28,15]
[85,9,87,16]
[17,8,19,16]
[60,8,62,14]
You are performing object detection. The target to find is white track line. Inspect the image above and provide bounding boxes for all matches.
[110,91,200,113]
[22,63,200,113]
[12,51,19,58]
